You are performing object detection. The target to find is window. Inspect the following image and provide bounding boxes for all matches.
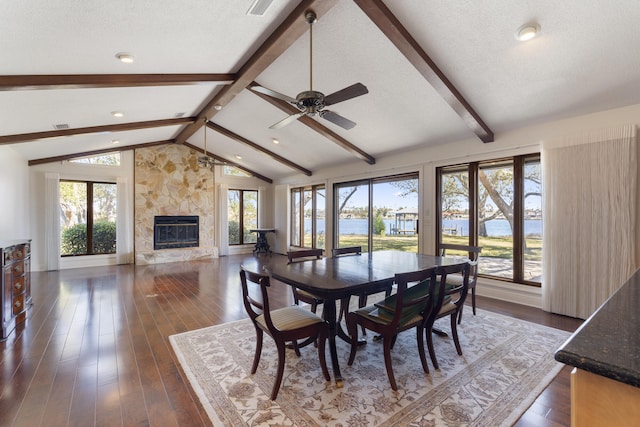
[69,153,120,166]
[59,180,117,256]
[228,189,258,245]
[334,173,419,253]
[223,166,250,177]
[290,185,325,249]
[437,154,542,285]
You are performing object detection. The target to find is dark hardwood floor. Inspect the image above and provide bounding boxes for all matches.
[0,254,582,426]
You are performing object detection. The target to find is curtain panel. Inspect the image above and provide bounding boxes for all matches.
[542,125,637,319]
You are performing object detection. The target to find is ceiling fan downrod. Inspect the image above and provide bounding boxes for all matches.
[305,10,317,92]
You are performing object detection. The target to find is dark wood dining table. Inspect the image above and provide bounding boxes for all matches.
[266,250,467,387]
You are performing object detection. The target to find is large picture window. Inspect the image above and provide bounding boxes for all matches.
[334,173,419,253]
[290,185,325,249]
[59,180,117,256]
[437,154,542,285]
[228,189,258,245]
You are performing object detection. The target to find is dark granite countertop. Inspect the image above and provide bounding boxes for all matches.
[555,267,640,388]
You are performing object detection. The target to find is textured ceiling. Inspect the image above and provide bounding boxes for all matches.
[2,0,640,181]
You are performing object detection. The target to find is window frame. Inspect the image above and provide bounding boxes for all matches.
[59,179,117,257]
[436,154,541,286]
[289,184,325,249]
[228,188,259,246]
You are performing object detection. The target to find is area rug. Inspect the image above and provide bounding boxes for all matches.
[169,309,570,426]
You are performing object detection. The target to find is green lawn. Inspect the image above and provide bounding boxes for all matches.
[334,233,542,260]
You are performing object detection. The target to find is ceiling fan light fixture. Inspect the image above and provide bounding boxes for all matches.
[515,23,540,41]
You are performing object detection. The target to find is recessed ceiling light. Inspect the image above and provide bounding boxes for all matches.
[515,23,540,42]
[213,104,222,111]
[272,138,279,144]
[235,154,243,160]
[111,139,120,144]
[116,52,135,63]
[111,111,124,118]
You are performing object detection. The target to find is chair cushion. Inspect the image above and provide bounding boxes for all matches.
[372,279,433,325]
[256,306,324,331]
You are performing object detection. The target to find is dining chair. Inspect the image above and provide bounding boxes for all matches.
[345,266,439,391]
[239,266,331,400]
[439,243,482,323]
[425,262,471,370]
[286,249,325,314]
[332,246,393,330]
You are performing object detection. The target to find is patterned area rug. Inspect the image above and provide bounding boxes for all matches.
[170,309,569,426]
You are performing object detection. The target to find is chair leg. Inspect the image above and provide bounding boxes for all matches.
[471,287,476,315]
[357,294,366,336]
[426,327,439,370]
[291,339,302,357]
[382,337,398,391]
[346,315,359,366]
[451,314,463,355]
[270,341,287,400]
[416,326,430,374]
[457,304,464,325]
[251,328,263,374]
[317,328,331,381]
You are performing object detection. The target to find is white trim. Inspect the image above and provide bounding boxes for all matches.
[476,277,542,308]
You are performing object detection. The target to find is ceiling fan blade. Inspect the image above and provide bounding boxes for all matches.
[270,112,306,130]
[320,110,357,130]
[323,83,369,106]
[251,85,298,104]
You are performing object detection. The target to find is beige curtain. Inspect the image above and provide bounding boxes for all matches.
[542,125,637,319]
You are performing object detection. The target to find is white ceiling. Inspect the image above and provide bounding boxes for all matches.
[3,0,640,181]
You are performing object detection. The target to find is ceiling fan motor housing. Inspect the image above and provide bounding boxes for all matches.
[296,90,325,114]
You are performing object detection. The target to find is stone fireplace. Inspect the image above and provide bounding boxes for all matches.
[134,144,217,265]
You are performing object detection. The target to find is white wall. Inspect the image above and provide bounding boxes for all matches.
[0,147,30,240]
[29,152,135,271]
[274,103,640,308]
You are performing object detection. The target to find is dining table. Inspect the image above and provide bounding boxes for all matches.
[266,250,468,387]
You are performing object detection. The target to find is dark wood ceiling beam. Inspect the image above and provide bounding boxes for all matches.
[354,0,494,143]
[27,140,173,166]
[0,117,195,145]
[183,142,272,183]
[207,122,312,176]
[174,0,339,145]
[0,74,235,90]
[249,84,376,164]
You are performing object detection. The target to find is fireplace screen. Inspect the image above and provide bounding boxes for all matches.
[154,216,199,250]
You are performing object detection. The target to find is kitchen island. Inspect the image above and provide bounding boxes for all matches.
[555,267,640,426]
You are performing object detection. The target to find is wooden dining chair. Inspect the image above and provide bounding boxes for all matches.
[239,266,330,400]
[425,262,471,370]
[286,249,325,314]
[439,243,482,323]
[346,266,439,391]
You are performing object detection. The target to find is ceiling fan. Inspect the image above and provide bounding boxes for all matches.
[252,10,368,130]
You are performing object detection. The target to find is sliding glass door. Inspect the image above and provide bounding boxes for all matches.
[334,173,419,253]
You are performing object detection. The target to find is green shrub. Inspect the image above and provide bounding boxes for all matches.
[61,221,116,255]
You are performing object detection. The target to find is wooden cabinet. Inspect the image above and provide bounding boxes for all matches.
[1,240,32,340]
[571,368,640,426]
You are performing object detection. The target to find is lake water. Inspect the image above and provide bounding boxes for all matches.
[306,218,541,237]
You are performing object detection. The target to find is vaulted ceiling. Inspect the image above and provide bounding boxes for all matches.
[3,0,640,183]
